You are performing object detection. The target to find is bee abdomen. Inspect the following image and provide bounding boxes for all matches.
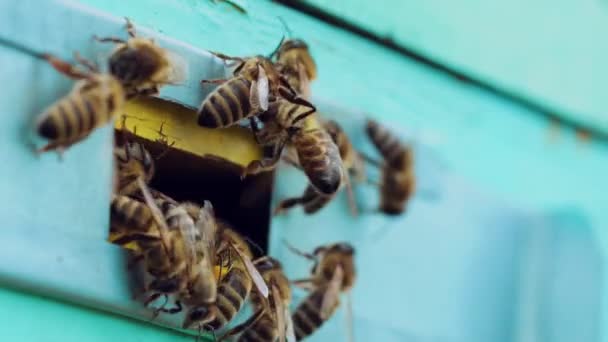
[292,289,329,341]
[380,170,415,215]
[366,119,406,165]
[296,129,343,195]
[110,195,154,230]
[37,93,98,141]
[237,314,277,342]
[208,267,251,329]
[198,77,252,128]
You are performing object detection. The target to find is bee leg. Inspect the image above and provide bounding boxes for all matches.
[92,35,127,44]
[73,51,98,72]
[124,17,137,37]
[197,324,216,342]
[283,240,316,260]
[144,292,164,308]
[200,78,228,86]
[156,300,182,315]
[242,140,286,179]
[34,141,65,159]
[208,51,243,62]
[42,54,90,79]
[273,197,303,216]
[216,308,265,341]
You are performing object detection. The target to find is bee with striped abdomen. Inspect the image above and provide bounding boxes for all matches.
[35,53,125,154]
[95,18,186,99]
[273,120,363,216]
[244,105,343,197]
[235,256,295,342]
[365,119,415,215]
[287,242,356,341]
[242,97,318,177]
[198,52,315,129]
[182,223,269,333]
[109,193,160,249]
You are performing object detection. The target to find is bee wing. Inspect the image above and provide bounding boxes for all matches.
[255,64,269,111]
[136,178,171,254]
[297,64,311,100]
[285,305,296,342]
[230,241,269,298]
[272,284,286,342]
[320,264,343,320]
[197,201,218,266]
[176,206,199,266]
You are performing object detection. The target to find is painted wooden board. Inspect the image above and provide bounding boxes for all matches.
[301,0,608,136]
[0,0,606,342]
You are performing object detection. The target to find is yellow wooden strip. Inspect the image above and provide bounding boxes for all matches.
[116,97,262,167]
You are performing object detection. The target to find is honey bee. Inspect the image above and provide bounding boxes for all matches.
[113,140,155,196]
[273,120,363,215]
[286,242,356,341]
[35,53,125,154]
[111,180,215,316]
[197,52,315,129]
[365,119,415,215]
[182,222,269,332]
[245,106,343,195]
[94,18,186,98]
[174,200,219,323]
[273,39,317,100]
[218,256,294,342]
[243,98,317,174]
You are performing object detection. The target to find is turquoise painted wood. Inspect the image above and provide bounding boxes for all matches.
[0,0,606,341]
[303,0,608,135]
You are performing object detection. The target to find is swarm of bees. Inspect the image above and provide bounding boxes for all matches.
[26,17,419,341]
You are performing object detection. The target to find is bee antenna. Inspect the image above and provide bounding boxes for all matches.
[267,34,285,60]
[277,16,293,38]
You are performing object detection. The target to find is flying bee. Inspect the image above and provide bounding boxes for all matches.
[365,119,416,215]
[113,140,155,196]
[273,120,364,215]
[273,39,317,100]
[182,222,269,332]
[286,242,356,341]
[233,256,295,342]
[94,18,186,99]
[35,53,125,154]
[197,50,315,129]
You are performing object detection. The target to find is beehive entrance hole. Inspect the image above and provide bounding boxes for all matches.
[114,130,274,255]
